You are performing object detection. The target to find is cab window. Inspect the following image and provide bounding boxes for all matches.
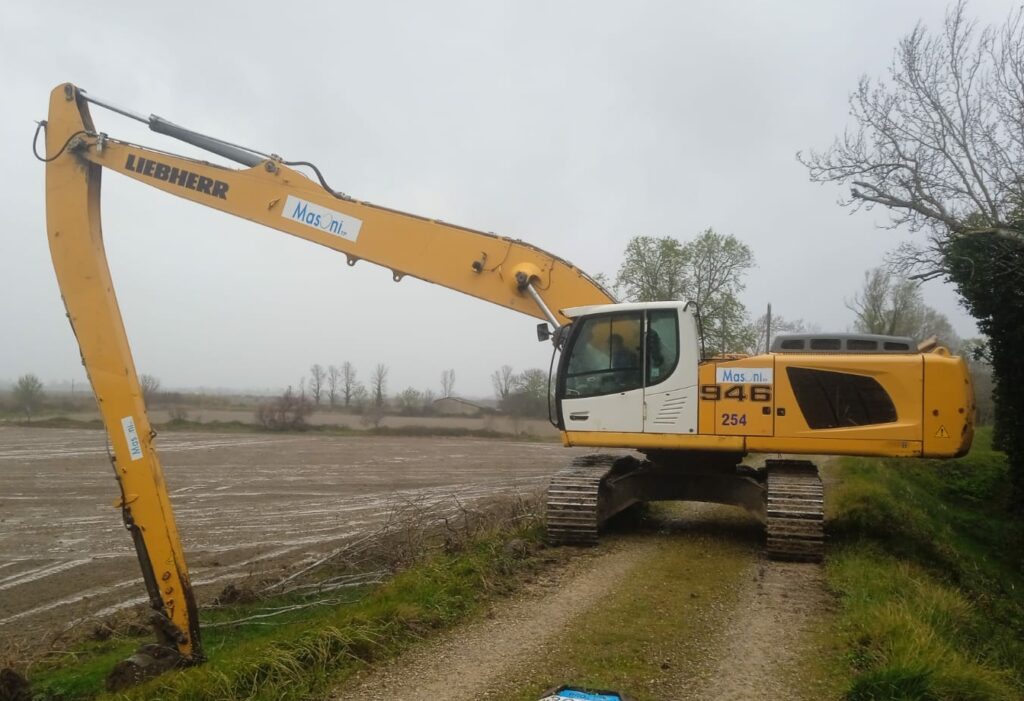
[646,309,679,387]
[565,313,643,398]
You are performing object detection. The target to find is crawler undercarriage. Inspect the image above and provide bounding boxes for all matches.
[545,453,825,562]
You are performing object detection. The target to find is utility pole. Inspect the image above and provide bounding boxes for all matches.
[765,303,772,354]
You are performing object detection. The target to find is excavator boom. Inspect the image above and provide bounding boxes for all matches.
[43,83,611,673]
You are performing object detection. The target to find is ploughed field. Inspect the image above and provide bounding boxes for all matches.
[0,426,583,642]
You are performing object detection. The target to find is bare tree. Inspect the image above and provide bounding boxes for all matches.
[327,365,341,407]
[491,365,516,401]
[13,373,44,419]
[371,363,389,408]
[341,361,360,408]
[799,2,1024,264]
[309,364,326,405]
[351,384,369,410]
[440,369,456,398]
[139,374,161,403]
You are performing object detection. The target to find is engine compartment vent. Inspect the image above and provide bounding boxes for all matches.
[771,334,915,354]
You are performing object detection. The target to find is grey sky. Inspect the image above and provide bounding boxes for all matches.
[1,1,1011,398]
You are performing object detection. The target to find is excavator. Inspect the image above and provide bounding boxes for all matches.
[40,83,974,684]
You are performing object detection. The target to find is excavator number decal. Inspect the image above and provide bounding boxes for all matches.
[700,384,771,402]
[721,413,748,426]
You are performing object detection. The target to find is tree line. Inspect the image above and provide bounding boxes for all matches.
[295,362,460,410]
[256,363,468,429]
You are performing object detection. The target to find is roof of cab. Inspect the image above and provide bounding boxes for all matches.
[561,301,688,319]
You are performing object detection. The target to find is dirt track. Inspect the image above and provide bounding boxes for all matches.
[340,541,661,701]
[338,503,834,701]
[0,426,586,644]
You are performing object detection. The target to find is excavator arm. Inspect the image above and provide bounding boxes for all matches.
[43,82,613,673]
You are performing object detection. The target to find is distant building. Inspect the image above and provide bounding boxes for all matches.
[432,396,484,416]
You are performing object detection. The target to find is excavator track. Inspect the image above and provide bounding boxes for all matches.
[765,460,824,562]
[544,455,620,545]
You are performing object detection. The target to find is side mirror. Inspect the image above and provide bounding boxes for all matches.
[536,323,552,342]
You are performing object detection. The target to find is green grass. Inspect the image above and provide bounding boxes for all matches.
[826,427,1024,700]
[26,524,549,701]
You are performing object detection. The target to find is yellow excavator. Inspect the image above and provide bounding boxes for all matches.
[40,83,974,683]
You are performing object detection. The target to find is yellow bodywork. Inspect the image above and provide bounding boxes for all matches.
[565,351,974,458]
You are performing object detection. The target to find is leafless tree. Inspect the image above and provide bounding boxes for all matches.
[341,361,360,407]
[309,364,326,405]
[351,384,369,410]
[371,363,389,408]
[491,365,516,401]
[327,365,341,407]
[440,369,456,398]
[139,373,161,403]
[799,1,1024,275]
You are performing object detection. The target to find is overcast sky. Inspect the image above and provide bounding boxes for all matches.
[1,1,1013,398]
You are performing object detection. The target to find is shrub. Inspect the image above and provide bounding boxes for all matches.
[255,388,313,430]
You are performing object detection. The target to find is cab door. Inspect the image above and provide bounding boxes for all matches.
[643,308,699,434]
[559,311,645,433]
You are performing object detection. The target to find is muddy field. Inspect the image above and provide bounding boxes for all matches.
[0,426,588,645]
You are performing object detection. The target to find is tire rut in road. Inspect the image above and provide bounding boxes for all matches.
[679,559,833,701]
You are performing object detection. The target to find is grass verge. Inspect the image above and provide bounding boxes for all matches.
[825,427,1024,700]
[21,499,554,701]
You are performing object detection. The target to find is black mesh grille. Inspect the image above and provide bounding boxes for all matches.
[787,367,897,429]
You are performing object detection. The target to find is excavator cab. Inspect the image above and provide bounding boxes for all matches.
[554,302,700,435]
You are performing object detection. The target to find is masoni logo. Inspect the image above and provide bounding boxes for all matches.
[282,195,362,242]
[715,367,774,384]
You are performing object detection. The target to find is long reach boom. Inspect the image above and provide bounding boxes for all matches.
[43,83,611,673]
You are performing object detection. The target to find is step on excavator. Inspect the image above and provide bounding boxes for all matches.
[39,83,975,686]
